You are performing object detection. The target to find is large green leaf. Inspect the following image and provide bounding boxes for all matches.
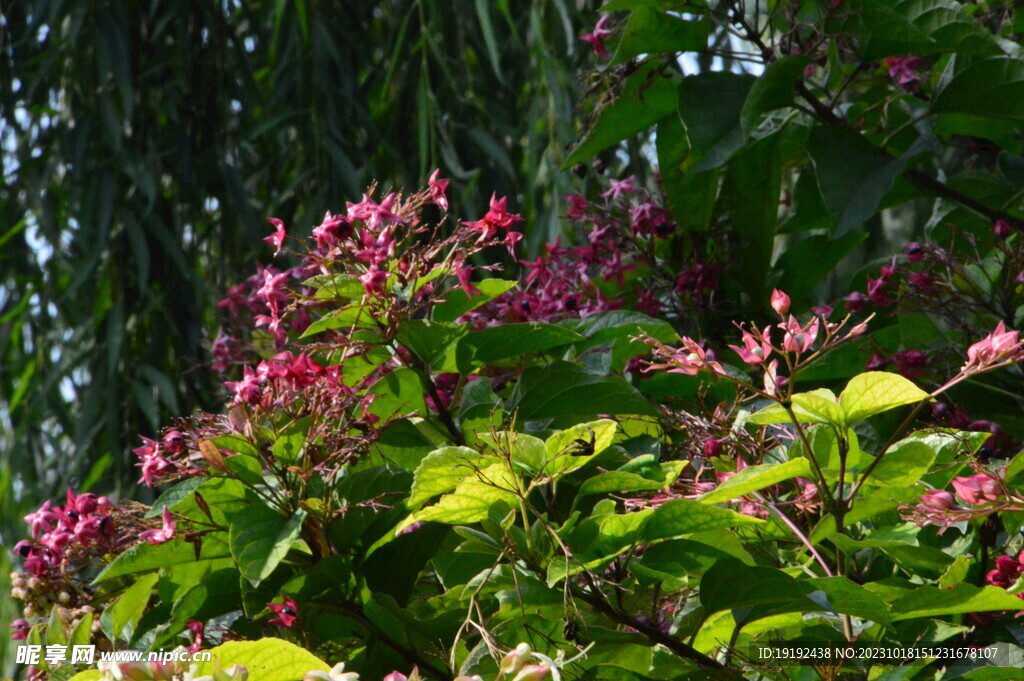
[191,638,330,680]
[94,533,232,583]
[408,446,482,508]
[721,132,782,301]
[543,419,618,475]
[678,72,756,172]
[564,65,679,166]
[431,279,518,322]
[641,498,765,542]
[839,0,998,59]
[838,371,930,424]
[806,577,891,624]
[456,322,585,371]
[367,367,428,420]
[740,55,811,135]
[699,458,813,505]
[398,462,517,531]
[933,55,1024,118]
[861,437,936,487]
[700,558,813,618]
[657,114,719,232]
[509,361,656,419]
[99,573,158,641]
[807,126,939,236]
[610,8,708,65]
[891,583,1024,620]
[395,320,466,373]
[229,502,307,587]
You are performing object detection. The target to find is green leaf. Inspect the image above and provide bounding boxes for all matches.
[94,534,232,582]
[891,583,1024,620]
[300,305,376,338]
[700,558,813,617]
[720,132,782,301]
[396,320,466,373]
[302,273,366,301]
[456,322,585,371]
[806,577,891,624]
[641,498,765,542]
[271,416,311,465]
[399,462,517,531]
[564,65,680,167]
[408,446,481,508]
[190,638,330,680]
[747,389,841,425]
[544,419,618,475]
[658,114,719,232]
[862,437,936,487]
[100,573,158,641]
[367,367,428,420]
[773,232,869,307]
[740,55,811,135]
[808,125,939,236]
[509,361,656,420]
[678,72,756,172]
[610,8,708,65]
[431,279,518,322]
[838,371,930,424]
[229,502,307,587]
[568,310,677,345]
[933,55,1024,118]
[578,463,686,497]
[698,458,812,505]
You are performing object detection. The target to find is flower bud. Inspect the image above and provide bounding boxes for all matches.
[500,643,532,675]
[511,665,551,681]
[771,289,790,316]
[993,219,1011,239]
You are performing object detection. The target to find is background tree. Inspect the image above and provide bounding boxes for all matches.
[0,1,592,673]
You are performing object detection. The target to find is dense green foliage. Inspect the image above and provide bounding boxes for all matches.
[8,0,1024,679]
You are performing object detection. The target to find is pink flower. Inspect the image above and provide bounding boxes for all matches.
[263,218,286,257]
[500,643,532,674]
[359,265,390,296]
[964,321,1022,371]
[993,219,1011,240]
[462,193,524,241]
[9,619,30,641]
[268,597,299,628]
[950,473,1001,506]
[885,55,924,89]
[646,337,724,376]
[770,289,790,316]
[811,303,834,318]
[919,489,956,511]
[139,508,176,545]
[225,365,263,405]
[428,169,449,211]
[780,316,819,353]
[763,359,783,397]
[346,193,400,232]
[843,291,869,311]
[457,265,481,297]
[602,175,636,200]
[186,619,205,654]
[312,212,350,251]
[729,328,771,365]
[580,15,612,58]
[905,241,923,262]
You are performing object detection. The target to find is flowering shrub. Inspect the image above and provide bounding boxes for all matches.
[14,0,1024,677]
[9,169,1024,681]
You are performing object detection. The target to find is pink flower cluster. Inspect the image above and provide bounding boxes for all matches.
[14,490,114,577]
[467,179,686,327]
[987,551,1024,598]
